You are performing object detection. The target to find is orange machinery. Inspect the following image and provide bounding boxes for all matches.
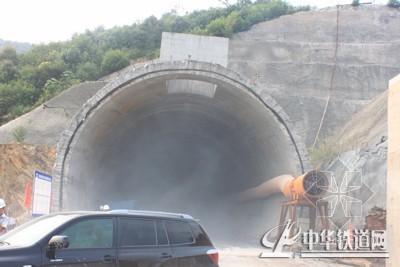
[279,171,330,232]
[236,171,330,231]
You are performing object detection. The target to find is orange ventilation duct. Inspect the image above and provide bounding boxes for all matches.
[235,171,328,202]
[281,171,328,200]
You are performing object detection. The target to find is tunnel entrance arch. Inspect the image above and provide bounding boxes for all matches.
[53,61,308,243]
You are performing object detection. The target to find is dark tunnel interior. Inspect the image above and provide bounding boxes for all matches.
[64,76,300,245]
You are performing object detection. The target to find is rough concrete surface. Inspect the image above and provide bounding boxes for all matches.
[229,5,400,146]
[0,81,107,146]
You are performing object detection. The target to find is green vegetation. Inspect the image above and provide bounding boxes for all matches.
[0,0,309,125]
[0,39,31,53]
[308,137,341,168]
[308,132,361,168]
[101,50,130,75]
[11,125,27,143]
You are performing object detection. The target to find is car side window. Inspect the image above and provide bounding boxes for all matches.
[165,221,194,245]
[156,220,169,245]
[188,221,212,246]
[119,219,157,247]
[59,218,113,249]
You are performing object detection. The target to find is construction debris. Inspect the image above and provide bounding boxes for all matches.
[364,206,386,230]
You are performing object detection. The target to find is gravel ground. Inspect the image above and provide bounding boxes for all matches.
[218,247,378,267]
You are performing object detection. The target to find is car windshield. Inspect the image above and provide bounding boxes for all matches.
[0,214,80,247]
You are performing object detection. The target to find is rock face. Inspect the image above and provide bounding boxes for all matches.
[0,144,56,219]
[228,5,399,146]
[321,140,387,230]
[317,87,388,230]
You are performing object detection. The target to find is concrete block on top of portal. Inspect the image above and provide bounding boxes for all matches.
[160,32,229,67]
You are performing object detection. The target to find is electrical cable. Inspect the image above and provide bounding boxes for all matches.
[312,6,340,150]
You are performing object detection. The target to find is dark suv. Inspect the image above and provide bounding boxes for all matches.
[0,210,219,266]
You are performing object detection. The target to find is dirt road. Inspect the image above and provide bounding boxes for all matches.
[218,247,379,267]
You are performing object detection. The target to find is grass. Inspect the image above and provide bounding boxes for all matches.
[11,126,27,143]
[308,135,344,168]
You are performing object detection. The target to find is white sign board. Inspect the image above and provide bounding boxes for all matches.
[32,170,52,217]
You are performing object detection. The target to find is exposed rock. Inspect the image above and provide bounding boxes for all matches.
[365,206,386,230]
[0,143,56,220]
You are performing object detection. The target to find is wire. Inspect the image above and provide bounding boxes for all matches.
[312,6,340,150]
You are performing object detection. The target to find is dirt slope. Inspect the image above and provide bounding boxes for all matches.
[0,144,56,220]
[335,89,387,148]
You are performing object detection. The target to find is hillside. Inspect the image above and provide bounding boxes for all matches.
[0,81,107,145]
[336,89,387,148]
[0,38,31,53]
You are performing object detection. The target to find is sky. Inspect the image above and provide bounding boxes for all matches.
[0,0,388,44]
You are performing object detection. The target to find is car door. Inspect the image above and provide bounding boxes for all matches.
[164,220,198,267]
[117,218,177,267]
[42,217,117,266]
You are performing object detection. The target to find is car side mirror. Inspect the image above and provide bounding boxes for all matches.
[47,235,69,252]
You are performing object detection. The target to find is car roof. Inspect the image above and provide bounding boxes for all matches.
[50,209,195,220]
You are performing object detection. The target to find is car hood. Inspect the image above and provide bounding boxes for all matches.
[0,242,29,251]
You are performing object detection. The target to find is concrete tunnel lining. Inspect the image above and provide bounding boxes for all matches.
[53,61,308,243]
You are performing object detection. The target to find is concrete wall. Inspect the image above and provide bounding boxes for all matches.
[228,7,400,147]
[160,32,229,67]
[387,73,400,267]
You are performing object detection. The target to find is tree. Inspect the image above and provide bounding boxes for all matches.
[0,81,39,123]
[101,50,130,76]
[0,46,18,83]
[0,46,18,64]
[351,0,360,6]
[0,60,17,83]
[29,61,65,89]
[206,17,233,37]
[38,71,79,104]
[170,17,190,33]
[231,11,251,32]
[75,62,100,81]
[236,0,252,8]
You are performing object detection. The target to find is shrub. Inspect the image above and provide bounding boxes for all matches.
[10,105,30,120]
[101,50,130,76]
[11,126,27,143]
[308,135,344,167]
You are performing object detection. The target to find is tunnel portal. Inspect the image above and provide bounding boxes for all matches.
[53,61,307,243]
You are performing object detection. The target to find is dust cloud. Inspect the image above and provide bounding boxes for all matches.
[67,94,294,245]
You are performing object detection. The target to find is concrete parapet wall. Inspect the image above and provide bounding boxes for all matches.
[160,32,229,67]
